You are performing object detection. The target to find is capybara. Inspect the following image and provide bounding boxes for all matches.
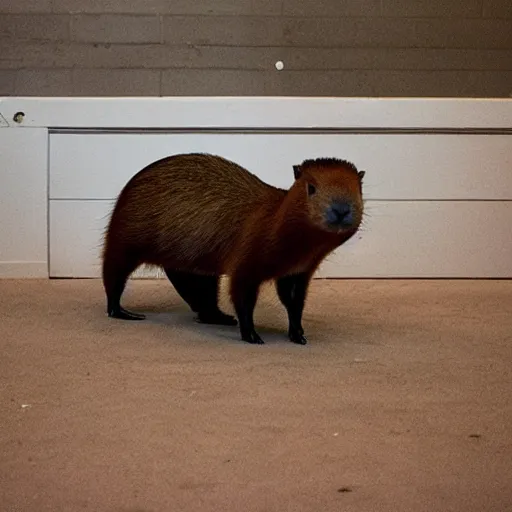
[102,153,365,344]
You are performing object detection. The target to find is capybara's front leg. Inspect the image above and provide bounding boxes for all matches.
[276,272,311,345]
[230,274,263,344]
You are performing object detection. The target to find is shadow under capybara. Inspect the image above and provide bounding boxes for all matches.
[102,153,365,345]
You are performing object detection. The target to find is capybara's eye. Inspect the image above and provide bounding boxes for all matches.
[307,183,316,196]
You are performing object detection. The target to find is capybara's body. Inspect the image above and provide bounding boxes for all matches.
[102,153,365,344]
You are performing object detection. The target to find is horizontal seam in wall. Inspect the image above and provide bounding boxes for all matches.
[48,128,512,135]
[2,39,512,50]
[2,13,511,20]
[42,67,512,71]
[5,66,511,71]
[48,198,512,203]
[154,14,508,20]
[1,10,509,18]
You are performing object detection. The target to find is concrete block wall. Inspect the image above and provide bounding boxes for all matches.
[0,0,511,97]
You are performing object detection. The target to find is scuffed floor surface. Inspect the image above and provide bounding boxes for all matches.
[1,278,512,512]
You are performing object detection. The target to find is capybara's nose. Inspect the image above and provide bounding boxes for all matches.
[326,201,353,227]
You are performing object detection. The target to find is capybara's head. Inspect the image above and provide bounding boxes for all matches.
[291,158,365,234]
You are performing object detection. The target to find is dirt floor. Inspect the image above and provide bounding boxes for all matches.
[1,278,512,512]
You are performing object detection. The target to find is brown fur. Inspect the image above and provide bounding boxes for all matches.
[102,153,365,344]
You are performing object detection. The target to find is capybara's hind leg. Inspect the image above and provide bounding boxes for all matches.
[164,269,237,326]
[103,254,145,321]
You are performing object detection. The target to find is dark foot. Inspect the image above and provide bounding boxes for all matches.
[289,329,308,345]
[108,307,146,320]
[196,310,238,326]
[241,330,265,345]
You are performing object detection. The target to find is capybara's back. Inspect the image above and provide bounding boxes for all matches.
[102,152,365,345]
[103,153,280,278]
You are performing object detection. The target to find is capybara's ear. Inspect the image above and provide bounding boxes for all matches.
[293,165,302,180]
[358,170,365,180]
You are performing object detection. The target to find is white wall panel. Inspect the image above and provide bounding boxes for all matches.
[49,133,512,201]
[49,199,512,279]
[0,128,47,277]
[317,201,512,278]
[49,200,111,278]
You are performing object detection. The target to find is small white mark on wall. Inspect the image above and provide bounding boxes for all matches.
[275,61,284,71]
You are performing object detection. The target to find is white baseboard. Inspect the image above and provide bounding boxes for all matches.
[0,262,48,278]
